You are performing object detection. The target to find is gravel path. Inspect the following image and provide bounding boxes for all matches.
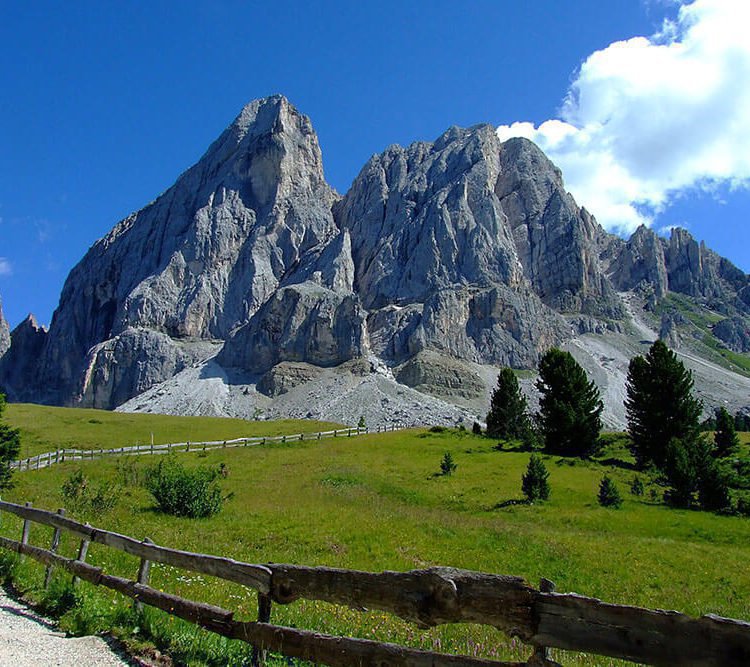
[0,586,131,666]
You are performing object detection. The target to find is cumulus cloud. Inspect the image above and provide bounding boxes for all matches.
[0,258,11,276]
[497,0,750,235]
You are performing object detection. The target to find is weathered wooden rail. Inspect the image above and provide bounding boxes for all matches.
[10,424,405,471]
[0,499,749,666]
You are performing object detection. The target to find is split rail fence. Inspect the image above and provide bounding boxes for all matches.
[0,499,749,666]
[10,425,400,471]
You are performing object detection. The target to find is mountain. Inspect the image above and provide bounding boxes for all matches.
[0,302,9,360]
[1,96,749,426]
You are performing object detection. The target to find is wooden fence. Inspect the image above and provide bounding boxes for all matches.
[10,425,403,471]
[0,500,748,666]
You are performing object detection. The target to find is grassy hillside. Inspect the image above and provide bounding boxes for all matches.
[4,403,342,458]
[1,417,749,665]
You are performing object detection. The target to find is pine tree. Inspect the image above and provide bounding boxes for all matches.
[486,368,531,442]
[714,407,739,458]
[0,394,21,491]
[625,340,702,470]
[598,475,623,508]
[440,451,457,476]
[521,454,550,502]
[536,349,603,458]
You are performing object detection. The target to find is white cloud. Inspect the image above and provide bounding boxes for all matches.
[497,0,750,235]
[0,258,11,276]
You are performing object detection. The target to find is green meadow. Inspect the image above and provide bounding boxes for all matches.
[1,406,750,665]
[5,403,341,458]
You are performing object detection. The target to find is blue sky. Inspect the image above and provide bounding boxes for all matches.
[1,0,748,329]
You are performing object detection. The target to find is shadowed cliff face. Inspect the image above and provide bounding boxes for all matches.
[2,95,747,412]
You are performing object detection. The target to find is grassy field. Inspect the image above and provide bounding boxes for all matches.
[1,408,749,665]
[4,403,342,458]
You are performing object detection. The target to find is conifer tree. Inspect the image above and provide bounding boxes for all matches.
[486,368,531,441]
[625,340,702,470]
[714,406,740,458]
[522,454,550,502]
[0,394,21,491]
[598,475,623,508]
[536,349,603,458]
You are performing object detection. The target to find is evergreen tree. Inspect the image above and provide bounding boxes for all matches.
[440,451,457,476]
[625,340,702,470]
[536,349,603,458]
[663,437,699,508]
[714,407,740,458]
[598,475,623,508]
[521,454,550,502]
[486,368,531,441]
[0,394,21,491]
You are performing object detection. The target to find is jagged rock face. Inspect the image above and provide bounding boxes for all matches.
[335,126,525,307]
[0,302,10,360]
[333,128,602,367]
[256,361,325,397]
[496,139,622,317]
[77,328,209,408]
[34,95,339,405]
[395,350,484,399]
[663,228,749,307]
[0,316,48,401]
[218,281,368,374]
[610,225,669,298]
[713,317,750,353]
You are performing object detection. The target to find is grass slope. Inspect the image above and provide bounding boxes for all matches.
[1,417,749,665]
[5,403,342,458]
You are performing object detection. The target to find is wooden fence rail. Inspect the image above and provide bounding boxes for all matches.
[0,499,749,666]
[9,424,408,472]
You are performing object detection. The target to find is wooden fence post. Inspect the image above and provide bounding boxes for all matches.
[44,508,66,589]
[528,578,560,666]
[72,523,90,588]
[19,501,32,561]
[135,537,154,613]
[251,592,273,667]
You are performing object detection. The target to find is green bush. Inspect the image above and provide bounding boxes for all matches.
[143,456,226,518]
[598,475,623,508]
[440,451,457,476]
[522,454,550,502]
[629,476,645,496]
[61,469,121,515]
[472,421,482,435]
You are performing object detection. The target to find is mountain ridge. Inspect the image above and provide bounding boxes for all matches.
[1,95,748,426]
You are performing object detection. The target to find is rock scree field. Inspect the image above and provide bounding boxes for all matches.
[1,406,749,665]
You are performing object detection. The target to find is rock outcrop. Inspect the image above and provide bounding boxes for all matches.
[0,316,48,402]
[610,225,669,298]
[0,301,10,361]
[713,317,750,353]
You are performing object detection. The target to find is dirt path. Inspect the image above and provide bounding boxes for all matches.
[0,586,131,666]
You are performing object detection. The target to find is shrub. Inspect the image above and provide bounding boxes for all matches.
[357,416,366,429]
[143,457,226,518]
[0,393,21,491]
[440,451,457,476]
[472,422,482,435]
[714,407,740,458]
[522,454,550,502]
[61,469,120,514]
[598,475,623,508]
[629,476,645,496]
